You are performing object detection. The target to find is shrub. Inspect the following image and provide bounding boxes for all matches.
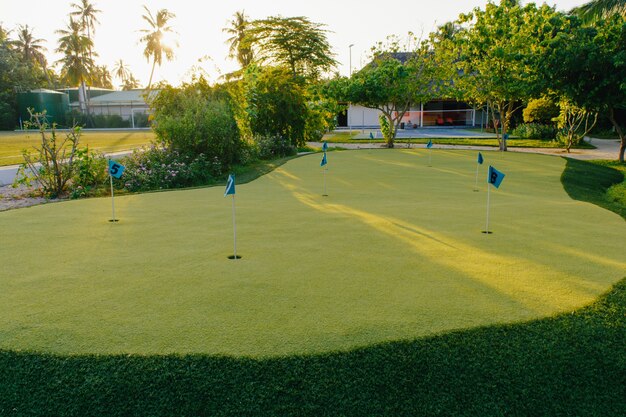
[121,146,219,192]
[69,147,108,199]
[511,123,558,140]
[255,134,297,160]
[523,97,559,123]
[150,79,241,170]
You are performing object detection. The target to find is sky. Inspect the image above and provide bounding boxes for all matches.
[0,0,589,88]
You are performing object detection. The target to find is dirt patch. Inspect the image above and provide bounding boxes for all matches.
[0,184,51,211]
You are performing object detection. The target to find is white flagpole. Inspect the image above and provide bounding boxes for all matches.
[323,167,328,196]
[428,146,432,167]
[484,183,491,234]
[232,194,237,260]
[109,173,116,222]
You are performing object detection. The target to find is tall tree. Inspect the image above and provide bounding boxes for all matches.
[328,41,440,148]
[248,16,336,79]
[223,10,254,69]
[572,0,626,22]
[10,25,52,86]
[447,0,555,150]
[542,15,626,161]
[139,6,176,90]
[113,59,130,84]
[56,18,95,110]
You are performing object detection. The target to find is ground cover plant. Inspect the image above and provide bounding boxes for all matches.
[0,150,624,416]
[0,130,156,166]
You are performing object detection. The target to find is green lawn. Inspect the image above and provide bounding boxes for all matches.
[0,150,624,415]
[0,130,156,166]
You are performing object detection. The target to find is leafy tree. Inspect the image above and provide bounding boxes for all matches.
[523,97,560,124]
[446,0,556,150]
[140,6,176,90]
[0,25,48,129]
[223,11,254,70]
[542,15,626,161]
[240,65,308,146]
[328,37,440,147]
[248,16,336,79]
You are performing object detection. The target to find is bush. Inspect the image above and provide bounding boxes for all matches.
[255,134,297,160]
[69,147,108,199]
[150,79,241,170]
[121,146,219,192]
[92,114,130,129]
[523,97,559,123]
[511,123,558,140]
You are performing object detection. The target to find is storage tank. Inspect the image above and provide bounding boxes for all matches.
[17,89,70,126]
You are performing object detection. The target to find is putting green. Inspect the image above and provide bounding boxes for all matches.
[0,150,624,357]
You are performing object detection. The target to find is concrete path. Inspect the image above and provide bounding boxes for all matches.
[311,137,622,161]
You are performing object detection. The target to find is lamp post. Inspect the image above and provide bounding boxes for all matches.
[349,44,354,136]
[349,43,354,76]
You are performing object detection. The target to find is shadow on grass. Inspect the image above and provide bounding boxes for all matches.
[561,158,625,219]
[1,279,624,416]
[1,155,625,416]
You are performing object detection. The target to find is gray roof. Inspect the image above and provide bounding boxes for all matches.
[88,89,156,104]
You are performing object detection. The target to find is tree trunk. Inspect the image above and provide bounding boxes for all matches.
[147,59,157,91]
[608,106,625,163]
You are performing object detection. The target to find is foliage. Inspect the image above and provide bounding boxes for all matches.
[121,145,219,192]
[523,97,559,124]
[541,16,626,161]
[0,26,48,130]
[150,78,241,169]
[223,11,254,70]
[572,0,626,22]
[555,99,598,152]
[254,134,296,159]
[511,123,558,140]
[15,110,80,198]
[444,1,558,150]
[328,36,441,147]
[140,6,176,89]
[241,65,308,147]
[68,146,108,199]
[248,16,337,79]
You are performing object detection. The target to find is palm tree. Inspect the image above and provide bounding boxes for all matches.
[139,6,176,90]
[56,18,94,111]
[122,74,141,90]
[113,59,130,83]
[71,0,101,113]
[11,25,53,87]
[572,0,626,22]
[223,10,254,69]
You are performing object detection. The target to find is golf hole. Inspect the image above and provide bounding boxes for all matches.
[108,219,119,223]
[481,231,493,234]
[228,255,242,260]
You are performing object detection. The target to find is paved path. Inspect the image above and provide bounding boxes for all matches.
[310,137,622,161]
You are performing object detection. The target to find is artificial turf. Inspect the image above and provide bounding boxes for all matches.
[0,150,624,358]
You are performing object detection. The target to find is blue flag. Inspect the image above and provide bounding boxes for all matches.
[477,152,484,165]
[320,152,327,167]
[426,139,433,149]
[224,174,235,197]
[322,141,328,152]
[488,166,505,189]
[108,160,125,179]
[369,132,374,139]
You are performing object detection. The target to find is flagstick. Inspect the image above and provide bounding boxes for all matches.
[109,174,117,223]
[231,194,238,260]
[483,183,492,234]
[428,148,432,167]
[323,168,328,196]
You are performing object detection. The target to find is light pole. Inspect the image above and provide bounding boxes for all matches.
[349,44,354,76]
[349,44,354,136]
